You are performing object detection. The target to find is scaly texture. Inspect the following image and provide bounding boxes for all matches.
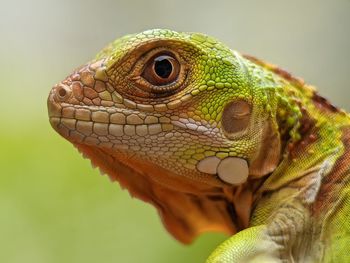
[48,29,350,262]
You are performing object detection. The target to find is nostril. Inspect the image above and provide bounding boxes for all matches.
[58,87,67,97]
[55,84,71,101]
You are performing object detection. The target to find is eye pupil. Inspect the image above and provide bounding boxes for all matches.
[154,57,173,78]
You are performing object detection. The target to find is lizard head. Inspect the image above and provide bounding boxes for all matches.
[47,29,302,243]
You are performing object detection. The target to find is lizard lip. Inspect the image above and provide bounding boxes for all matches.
[48,86,213,148]
[47,90,175,147]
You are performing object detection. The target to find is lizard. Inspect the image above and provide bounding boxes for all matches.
[47,29,350,262]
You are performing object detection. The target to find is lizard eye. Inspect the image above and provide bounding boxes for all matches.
[142,53,180,86]
[128,47,188,96]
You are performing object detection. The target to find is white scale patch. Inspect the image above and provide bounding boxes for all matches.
[196,156,249,185]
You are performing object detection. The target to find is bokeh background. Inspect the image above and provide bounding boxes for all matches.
[0,0,349,262]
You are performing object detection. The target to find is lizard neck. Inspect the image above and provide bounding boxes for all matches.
[262,79,350,194]
[243,54,350,194]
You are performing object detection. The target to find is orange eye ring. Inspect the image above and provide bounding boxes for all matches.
[128,47,188,96]
[142,53,180,86]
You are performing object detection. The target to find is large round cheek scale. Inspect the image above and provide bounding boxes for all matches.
[217,157,249,185]
[196,156,221,174]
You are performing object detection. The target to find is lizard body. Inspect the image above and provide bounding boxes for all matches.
[48,29,350,262]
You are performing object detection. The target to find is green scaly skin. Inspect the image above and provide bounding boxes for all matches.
[48,29,350,262]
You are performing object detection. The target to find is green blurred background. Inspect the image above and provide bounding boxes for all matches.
[0,0,349,262]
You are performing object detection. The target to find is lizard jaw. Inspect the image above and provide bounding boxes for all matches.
[47,62,228,188]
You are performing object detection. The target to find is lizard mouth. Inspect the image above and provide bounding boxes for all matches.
[47,91,174,148]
